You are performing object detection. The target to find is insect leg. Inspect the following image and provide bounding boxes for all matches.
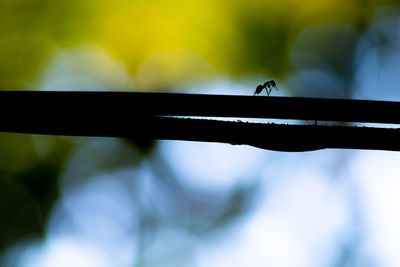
[268,86,272,96]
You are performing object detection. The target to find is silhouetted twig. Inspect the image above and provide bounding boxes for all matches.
[144,117,400,152]
[1,91,400,151]
[1,91,400,123]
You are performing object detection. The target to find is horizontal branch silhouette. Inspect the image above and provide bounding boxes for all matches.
[0,91,400,123]
[0,91,399,151]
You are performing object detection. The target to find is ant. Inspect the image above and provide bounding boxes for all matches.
[253,80,278,96]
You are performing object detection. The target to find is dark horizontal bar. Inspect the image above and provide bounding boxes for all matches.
[1,115,400,152]
[0,91,399,124]
[1,90,400,152]
[150,118,400,152]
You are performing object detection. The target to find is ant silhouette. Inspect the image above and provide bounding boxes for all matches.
[253,80,278,96]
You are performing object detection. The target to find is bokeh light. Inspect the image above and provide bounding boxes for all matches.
[2,0,400,266]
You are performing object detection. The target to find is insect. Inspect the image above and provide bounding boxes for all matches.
[253,80,278,96]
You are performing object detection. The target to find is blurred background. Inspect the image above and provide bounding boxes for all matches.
[1,0,400,266]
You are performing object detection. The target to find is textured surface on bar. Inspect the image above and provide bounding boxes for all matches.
[0,115,399,152]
